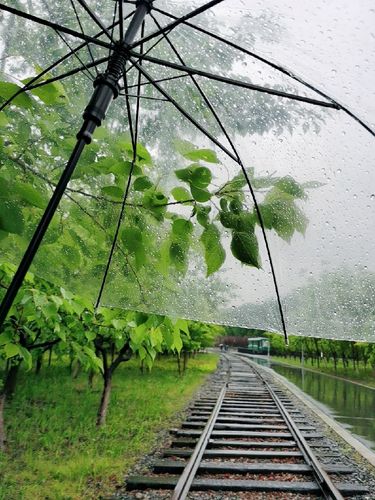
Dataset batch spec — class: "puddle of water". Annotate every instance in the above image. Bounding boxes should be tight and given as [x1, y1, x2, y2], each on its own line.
[244, 355, 375, 452]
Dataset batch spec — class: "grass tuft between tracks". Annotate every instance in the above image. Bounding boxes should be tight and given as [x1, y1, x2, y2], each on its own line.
[0, 353, 218, 499]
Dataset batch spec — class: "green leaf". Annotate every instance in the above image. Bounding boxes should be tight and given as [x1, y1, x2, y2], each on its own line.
[101, 185, 124, 200]
[119, 141, 152, 165]
[14, 183, 47, 209]
[171, 187, 192, 202]
[134, 143, 152, 165]
[0, 81, 33, 108]
[133, 176, 153, 191]
[219, 198, 228, 211]
[0, 331, 12, 345]
[252, 176, 279, 189]
[190, 185, 211, 202]
[173, 327, 183, 353]
[61, 245, 81, 267]
[41, 301, 58, 320]
[19, 346, 32, 370]
[236, 212, 256, 233]
[130, 323, 147, 346]
[111, 319, 127, 330]
[218, 173, 247, 195]
[4, 343, 20, 358]
[169, 241, 188, 271]
[196, 206, 211, 228]
[85, 330, 96, 341]
[230, 231, 261, 268]
[0, 113, 9, 127]
[173, 138, 197, 156]
[302, 180, 325, 189]
[175, 167, 192, 183]
[172, 218, 193, 236]
[27, 80, 68, 105]
[200, 224, 226, 276]
[257, 204, 273, 229]
[229, 199, 243, 214]
[183, 148, 219, 164]
[219, 211, 238, 229]
[175, 165, 212, 188]
[175, 318, 189, 335]
[149, 327, 163, 348]
[261, 195, 308, 241]
[142, 191, 167, 221]
[275, 176, 305, 199]
[191, 166, 212, 188]
[121, 227, 146, 268]
[0, 201, 24, 234]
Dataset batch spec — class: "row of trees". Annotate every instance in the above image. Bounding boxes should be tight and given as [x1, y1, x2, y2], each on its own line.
[0, 262, 223, 450]
[218, 327, 375, 372]
[268, 333, 375, 371]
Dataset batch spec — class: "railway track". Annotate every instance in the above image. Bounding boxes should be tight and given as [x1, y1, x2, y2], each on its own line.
[125, 353, 369, 499]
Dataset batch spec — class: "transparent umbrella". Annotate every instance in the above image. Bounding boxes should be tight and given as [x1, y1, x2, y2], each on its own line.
[0, 0, 374, 342]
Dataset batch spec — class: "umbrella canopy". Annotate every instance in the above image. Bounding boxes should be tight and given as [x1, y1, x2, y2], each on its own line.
[0, 0, 374, 342]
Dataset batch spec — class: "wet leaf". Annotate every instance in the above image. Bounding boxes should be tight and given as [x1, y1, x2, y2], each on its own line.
[0, 201, 24, 234]
[230, 231, 261, 268]
[200, 224, 225, 276]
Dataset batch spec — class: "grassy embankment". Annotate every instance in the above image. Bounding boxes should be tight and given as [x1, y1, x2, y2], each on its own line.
[272, 356, 375, 388]
[0, 353, 218, 499]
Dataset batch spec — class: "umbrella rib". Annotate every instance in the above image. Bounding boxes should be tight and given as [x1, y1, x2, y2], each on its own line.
[53, 29, 95, 82]
[129, 51, 338, 109]
[119, 93, 169, 101]
[154, 7, 375, 137]
[0, 3, 111, 50]
[133, 27, 288, 340]
[149, 12, 239, 161]
[118, 0, 124, 41]
[130, 0, 225, 50]
[131, 66, 288, 340]
[0, 14, 135, 112]
[76, 0, 114, 42]
[69, 0, 98, 75]
[95, 24, 145, 310]
[130, 57, 238, 162]
[24, 57, 110, 92]
[125, 73, 189, 90]
[146, 15, 288, 339]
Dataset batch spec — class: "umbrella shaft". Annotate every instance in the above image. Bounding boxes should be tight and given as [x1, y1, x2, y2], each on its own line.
[124, 1, 152, 46]
[77, 0, 152, 144]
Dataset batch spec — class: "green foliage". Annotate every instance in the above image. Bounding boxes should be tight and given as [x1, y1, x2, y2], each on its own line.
[200, 224, 226, 276]
[0, 354, 218, 499]
[0, 68, 315, 286]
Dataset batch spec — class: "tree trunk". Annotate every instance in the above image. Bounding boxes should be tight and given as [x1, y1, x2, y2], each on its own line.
[0, 362, 21, 450]
[35, 351, 43, 374]
[177, 355, 181, 375]
[72, 360, 81, 379]
[0, 393, 5, 451]
[48, 347, 53, 367]
[183, 351, 188, 373]
[88, 370, 95, 389]
[96, 373, 112, 426]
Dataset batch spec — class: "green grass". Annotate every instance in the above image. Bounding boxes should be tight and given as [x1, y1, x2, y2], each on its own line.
[272, 356, 375, 388]
[0, 353, 218, 499]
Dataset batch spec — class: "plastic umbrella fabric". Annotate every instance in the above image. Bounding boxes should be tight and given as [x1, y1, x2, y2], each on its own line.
[0, 0, 374, 342]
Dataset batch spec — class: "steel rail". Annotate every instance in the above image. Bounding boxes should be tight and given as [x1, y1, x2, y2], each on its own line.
[246, 359, 344, 500]
[171, 355, 231, 500]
